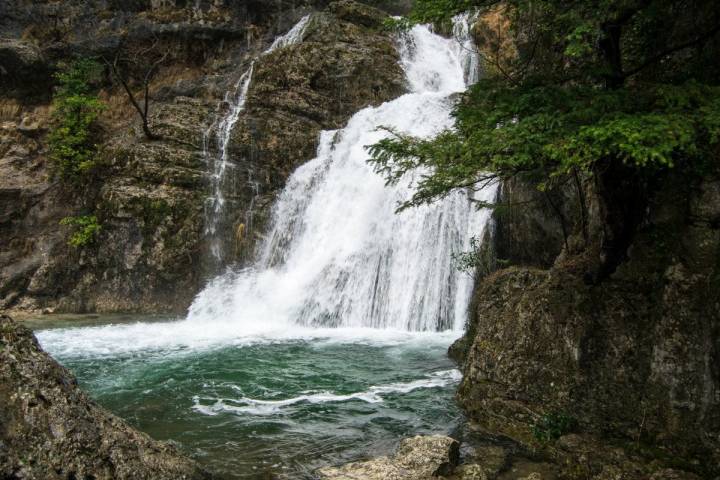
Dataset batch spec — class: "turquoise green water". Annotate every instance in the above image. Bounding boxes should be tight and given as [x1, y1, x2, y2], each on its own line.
[34, 317, 464, 479]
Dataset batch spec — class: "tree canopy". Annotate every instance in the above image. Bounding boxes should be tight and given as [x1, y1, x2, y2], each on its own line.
[369, 0, 720, 211]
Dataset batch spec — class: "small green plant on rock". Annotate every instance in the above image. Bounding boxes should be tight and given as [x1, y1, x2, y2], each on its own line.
[382, 16, 413, 32]
[532, 412, 578, 442]
[48, 59, 105, 182]
[452, 236, 485, 273]
[59, 215, 102, 247]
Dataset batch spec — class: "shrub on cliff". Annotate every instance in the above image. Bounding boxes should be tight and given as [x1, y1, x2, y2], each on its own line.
[48, 59, 105, 182]
[59, 215, 102, 247]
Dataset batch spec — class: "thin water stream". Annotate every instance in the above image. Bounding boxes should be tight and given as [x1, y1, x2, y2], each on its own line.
[204, 15, 311, 265]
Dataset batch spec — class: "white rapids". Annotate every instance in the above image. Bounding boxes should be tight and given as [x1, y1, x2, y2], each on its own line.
[192, 369, 462, 416]
[37, 15, 496, 357]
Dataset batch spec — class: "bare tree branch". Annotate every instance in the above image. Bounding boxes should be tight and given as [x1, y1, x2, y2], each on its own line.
[104, 39, 169, 140]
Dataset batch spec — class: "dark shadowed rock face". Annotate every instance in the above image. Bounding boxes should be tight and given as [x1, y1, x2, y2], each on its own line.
[0, 314, 211, 480]
[455, 172, 720, 478]
[454, 18, 720, 471]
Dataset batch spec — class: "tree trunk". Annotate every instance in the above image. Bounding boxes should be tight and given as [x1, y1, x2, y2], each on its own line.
[599, 22, 625, 89]
[591, 158, 648, 281]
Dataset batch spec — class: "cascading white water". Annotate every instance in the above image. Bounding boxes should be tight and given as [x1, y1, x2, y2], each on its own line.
[204, 15, 312, 263]
[188, 17, 497, 332]
[452, 12, 482, 85]
[204, 66, 253, 263]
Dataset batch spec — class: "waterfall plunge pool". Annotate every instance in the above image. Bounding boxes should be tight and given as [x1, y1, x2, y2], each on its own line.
[24, 15, 495, 480]
[32, 315, 464, 479]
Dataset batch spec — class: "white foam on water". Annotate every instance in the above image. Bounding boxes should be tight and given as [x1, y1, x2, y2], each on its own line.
[191, 369, 463, 416]
[36, 322, 461, 359]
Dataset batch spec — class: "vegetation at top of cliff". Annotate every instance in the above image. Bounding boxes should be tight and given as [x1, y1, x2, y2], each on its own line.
[48, 59, 105, 182]
[369, 0, 720, 211]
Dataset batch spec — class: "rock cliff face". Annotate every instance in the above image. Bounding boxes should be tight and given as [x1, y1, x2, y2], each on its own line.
[0, 314, 211, 479]
[0, 0, 406, 314]
[455, 170, 720, 478]
[445, 9, 720, 477]
[210, 0, 404, 264]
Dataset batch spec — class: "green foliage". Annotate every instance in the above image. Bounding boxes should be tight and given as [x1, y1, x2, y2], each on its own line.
[48, 59, 105, 182]
[368, 0, 720, 211]
[382, 16, 413, 32]
[59, 215, 102, 247]
[371, 81, 720, 210]
[452, 236, 485, 273]
[532, 412, 578, 442]
[408, 0, 474, 26]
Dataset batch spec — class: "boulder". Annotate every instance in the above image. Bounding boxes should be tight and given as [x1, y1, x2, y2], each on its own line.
[328, 0, 386, 28]
[457, 174, 720, 477]
[0, 314, 211, 479]
[394, 436, 461, 477]
[0, 39, 49, 93]
[318, 435, 460, 479]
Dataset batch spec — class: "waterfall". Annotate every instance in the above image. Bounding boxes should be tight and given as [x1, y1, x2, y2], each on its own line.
[203, 15, 312, 265]
[452, 12, 482, 85]
[188, 16, 497, 332]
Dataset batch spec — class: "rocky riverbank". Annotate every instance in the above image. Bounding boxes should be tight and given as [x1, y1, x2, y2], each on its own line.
[0, 314, 211, 479]
[318, 429, 707, 480]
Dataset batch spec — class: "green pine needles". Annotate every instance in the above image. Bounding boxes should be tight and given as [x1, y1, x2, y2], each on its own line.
[48, 59, 105, 182]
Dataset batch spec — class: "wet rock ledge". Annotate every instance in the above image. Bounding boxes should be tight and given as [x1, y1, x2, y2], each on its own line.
[0, 314, 210, 480]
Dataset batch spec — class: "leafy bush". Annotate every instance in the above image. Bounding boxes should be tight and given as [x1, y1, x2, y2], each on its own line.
[48, 59, 105, 182]
[59, 215, 102, 247]
[532, 412, 578, 442]
[452, 236, 485, 273]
